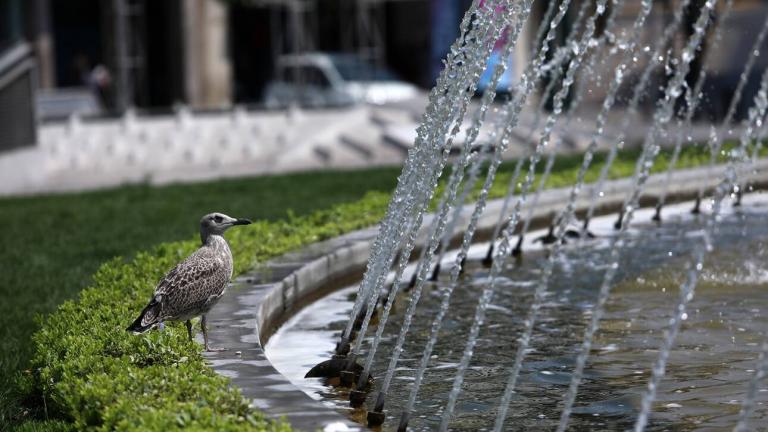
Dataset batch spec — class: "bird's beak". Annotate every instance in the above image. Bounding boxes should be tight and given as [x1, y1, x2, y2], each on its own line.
[232, 218, 252, 226]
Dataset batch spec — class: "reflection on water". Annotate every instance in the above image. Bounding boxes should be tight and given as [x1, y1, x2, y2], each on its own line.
[266, 196, 768, 431]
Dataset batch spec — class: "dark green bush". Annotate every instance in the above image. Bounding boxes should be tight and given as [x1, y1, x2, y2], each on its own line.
[25, 191, 391, 431]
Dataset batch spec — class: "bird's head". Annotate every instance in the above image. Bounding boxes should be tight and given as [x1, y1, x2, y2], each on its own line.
[200, 212, 252, 243]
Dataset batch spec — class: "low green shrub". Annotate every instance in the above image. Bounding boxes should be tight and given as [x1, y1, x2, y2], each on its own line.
[476, 139, 766, 201]
[23, 192, 390, 431]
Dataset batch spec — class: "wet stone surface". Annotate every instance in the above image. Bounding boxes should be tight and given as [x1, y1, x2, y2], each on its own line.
[204, 227, 385, 431]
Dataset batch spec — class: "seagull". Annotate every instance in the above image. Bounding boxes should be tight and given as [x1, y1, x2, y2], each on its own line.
[127, 212, 252, 351]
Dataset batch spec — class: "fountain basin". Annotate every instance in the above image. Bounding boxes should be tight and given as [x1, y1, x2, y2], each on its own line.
[271, 194, 768, 430]
[206, 160, 768, 431]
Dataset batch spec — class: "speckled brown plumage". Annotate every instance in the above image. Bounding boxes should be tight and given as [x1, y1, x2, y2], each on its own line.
[127, 212, 251, 351]
[142, 236, 232, 323]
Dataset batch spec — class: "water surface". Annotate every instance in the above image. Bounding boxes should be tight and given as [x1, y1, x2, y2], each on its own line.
[266, 195, 768, 431]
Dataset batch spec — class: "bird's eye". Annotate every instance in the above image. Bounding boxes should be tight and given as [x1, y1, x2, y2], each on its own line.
[214, 215, 223, 223]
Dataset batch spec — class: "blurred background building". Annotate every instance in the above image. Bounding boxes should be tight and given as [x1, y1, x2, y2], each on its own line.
[2, 0, 768, 193]
[1, 0, 451, 116]
[3, 0, 767, 115]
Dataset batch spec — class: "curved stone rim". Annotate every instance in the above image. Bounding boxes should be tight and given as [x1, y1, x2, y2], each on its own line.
[205, 160, 768, 431]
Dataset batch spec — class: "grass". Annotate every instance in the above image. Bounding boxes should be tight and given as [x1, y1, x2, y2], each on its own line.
[0, 168, 400, 430]
[18, 190, 397, 431]
[0, 139, 761, 431]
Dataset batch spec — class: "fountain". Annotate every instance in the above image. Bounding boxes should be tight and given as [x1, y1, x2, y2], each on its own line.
[224, 0, 768, 430]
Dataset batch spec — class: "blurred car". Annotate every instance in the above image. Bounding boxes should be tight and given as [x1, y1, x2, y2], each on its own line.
[264, 52, 419, 108]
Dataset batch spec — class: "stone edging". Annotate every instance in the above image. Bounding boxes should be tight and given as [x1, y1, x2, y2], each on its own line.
[206, 160, 768, 431]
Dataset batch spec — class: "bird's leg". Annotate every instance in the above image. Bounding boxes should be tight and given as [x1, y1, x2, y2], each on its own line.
[201, 315, 226, 352]
[185, 320, 193, 341]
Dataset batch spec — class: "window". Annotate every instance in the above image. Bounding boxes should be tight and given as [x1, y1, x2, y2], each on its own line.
[280, 66, 331, 88]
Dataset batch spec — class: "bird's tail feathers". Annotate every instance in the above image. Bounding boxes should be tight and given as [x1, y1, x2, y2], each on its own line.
[126, 296, 163, 334]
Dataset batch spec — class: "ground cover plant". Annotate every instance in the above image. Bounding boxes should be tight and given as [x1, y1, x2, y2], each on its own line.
[1, 168, 400, 430]
[2, 141, 762, 431]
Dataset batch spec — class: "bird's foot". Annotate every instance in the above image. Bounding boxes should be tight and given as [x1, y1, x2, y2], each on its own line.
[205, 345, 227, 352]
[157, 321, 166, 331]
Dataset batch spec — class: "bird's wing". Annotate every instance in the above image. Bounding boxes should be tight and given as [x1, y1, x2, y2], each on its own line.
[155, 249, 219, 294]
[153, 248, 229, 319]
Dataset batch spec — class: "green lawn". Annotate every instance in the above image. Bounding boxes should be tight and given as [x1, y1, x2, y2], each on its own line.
[0, 139, 757, 430]
[0, 168, 401, 428]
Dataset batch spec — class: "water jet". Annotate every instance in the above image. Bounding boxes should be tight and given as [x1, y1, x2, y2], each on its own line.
[207, 1, 768, 430]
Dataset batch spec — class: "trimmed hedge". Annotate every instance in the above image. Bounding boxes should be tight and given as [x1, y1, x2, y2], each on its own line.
[21, 192, 391, 431]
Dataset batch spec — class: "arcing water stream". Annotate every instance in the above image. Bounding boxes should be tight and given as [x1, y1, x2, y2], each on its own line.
[292, 0, 768, 430]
